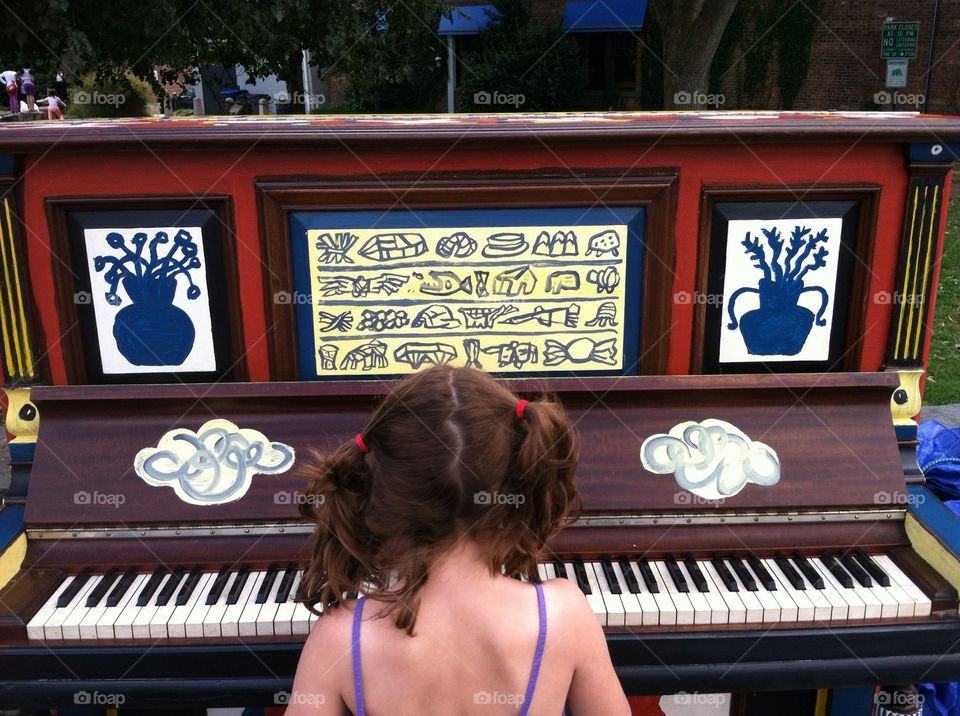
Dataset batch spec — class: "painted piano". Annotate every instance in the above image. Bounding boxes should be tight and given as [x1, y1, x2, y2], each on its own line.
[0, 111, 959, 710]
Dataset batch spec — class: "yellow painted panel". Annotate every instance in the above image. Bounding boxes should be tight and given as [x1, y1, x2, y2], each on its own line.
[0, 533, 26, 592]
[905, 513, 960, 599]
[307, 225, 628, 376]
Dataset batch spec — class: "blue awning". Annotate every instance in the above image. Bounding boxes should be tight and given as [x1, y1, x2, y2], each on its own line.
[561, 0, 647, 32]
[438, 4, 498, 36]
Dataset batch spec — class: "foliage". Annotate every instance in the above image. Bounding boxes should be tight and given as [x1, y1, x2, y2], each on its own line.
[927, 197, 960, 406]
[458, 0, 588, 112]
[66, 72, 153, 118]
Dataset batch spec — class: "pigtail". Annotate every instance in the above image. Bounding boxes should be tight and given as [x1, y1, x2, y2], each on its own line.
[298, 440, 377, 615]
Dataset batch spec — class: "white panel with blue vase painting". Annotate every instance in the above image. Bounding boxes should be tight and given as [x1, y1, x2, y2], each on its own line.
[719, 218, 843, 363]
[83, 226, 216, 373]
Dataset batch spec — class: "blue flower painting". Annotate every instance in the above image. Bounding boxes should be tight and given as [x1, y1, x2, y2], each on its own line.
[720, 219, 841, 363]
[86, 227, 217, 373]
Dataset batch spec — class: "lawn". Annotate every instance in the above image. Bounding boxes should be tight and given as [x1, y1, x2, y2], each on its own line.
[925, 195, 960, 405]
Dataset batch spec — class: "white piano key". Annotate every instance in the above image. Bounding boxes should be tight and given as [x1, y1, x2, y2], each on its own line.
[619, 562, 660, 626]
[701, 562, 746, 624]
[808, 559, 852, 621]
[881, 580, 916, 619]
[735, 560, 781, 623]
[537, 563, 548, 581]
[238, 571, 269, 637]
[789, 562, 833, 621]
[26, 576, 78, 640]
[652, 561, 695, 625]
[133, 573, 178, 639]
[685, 561, 730, 625]
[542, 563, 556, 580]
[255, 570, 287, 636]
[640, 562, 678, 626]
[588, 562, 625, 627]
[609, 561, 644, 627]
[167, 573, 215, 639]
[222, 570, 263, 638]
[759, 559, 803, 622]
[674, 561, 717, 625]
[816, 558, 868, 620]
[61, 576, 104, 640]
[291, 582, 316, 637]
[721, 560, 766, 623]
[203, 572, 239, 638]
[80, 574, 133, 640]
[44, 576, 100, 640]
[184, 573, 225, 638]
[149, 573, 191, 639]
[273, 572, 301, 637]
[873, 555, 932, 617]
[564, 562, 606, 626]
[98, 574, 148, 640]
[838, 563, 886, 619]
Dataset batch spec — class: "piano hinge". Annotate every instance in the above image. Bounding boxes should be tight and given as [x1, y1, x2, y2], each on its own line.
[24, 508, 906, 540]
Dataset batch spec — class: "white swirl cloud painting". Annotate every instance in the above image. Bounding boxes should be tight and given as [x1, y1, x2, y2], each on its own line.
[640, 419, 780, 500]
[134, 419, 295, 505]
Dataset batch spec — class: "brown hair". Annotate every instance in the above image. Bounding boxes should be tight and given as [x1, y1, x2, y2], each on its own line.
[298, 365, 580, 633]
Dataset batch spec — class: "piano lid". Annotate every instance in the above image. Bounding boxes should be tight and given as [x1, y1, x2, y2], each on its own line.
[23, 372, 904, 529]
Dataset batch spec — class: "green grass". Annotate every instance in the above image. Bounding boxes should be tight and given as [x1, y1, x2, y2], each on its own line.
[925, 195, 960, 405]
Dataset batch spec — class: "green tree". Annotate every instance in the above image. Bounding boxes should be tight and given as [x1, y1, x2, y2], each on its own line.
[458, 0, 588, 112]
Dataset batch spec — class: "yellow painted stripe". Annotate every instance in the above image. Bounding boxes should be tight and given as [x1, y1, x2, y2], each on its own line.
[0, 533, 26, 593]
[903, 185, 929, 361]
[0, 204, 24, 375]
[894, 185, 920, 360]
[0, 202, 17, 376]
[814, 688, 829, 716]
[905, 513, 960, 596]
[913, 184, 940, 359]
[5, 199, 33, 377]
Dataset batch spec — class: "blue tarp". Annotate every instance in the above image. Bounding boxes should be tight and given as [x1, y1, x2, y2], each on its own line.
[438, 4, 497, 36]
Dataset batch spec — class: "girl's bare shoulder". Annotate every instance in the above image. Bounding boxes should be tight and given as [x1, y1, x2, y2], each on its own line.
[539, 578, 599, 631]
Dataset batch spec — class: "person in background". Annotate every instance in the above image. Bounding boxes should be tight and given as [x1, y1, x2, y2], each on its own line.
[0, 69, 19, 115]
[45, 89, 64, 120]
[20, 67, 35, 111]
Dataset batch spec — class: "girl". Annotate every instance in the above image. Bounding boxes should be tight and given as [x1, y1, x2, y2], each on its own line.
[290, 365, 629, 715]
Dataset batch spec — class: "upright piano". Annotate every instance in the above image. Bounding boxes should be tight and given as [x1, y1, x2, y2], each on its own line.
[0, 112, 959, 709]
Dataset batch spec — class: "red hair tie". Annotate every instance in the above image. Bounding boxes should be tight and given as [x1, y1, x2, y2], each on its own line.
[515, 399, 529, 420]
[354, 434, 369, 453]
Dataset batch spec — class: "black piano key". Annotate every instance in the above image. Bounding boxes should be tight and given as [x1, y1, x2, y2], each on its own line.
[175, 567, 203, 606]
[276, 566, 298, 603]
[105, 569, 138, 607]
[821, 554, 853, 589]
[552, 559, 568, 579]
[57, 570, 92, 608]
[85, 569, 119, 607]
[155, 568, 185, 606]
[683, 555, 709, 593]
[600, 559, 621, 595]
[618, 558, 641, 593]
[256, 565, 280, 604]
[711, 557, 739, 592]
[226, 566, 251, 605]
[746, 555, 777, 591]
[774, 554, 805, 590]
[664, 556, 689, 593]
[792, 552, 824, 589]
[572, 559, 592, 595]
[727, 555, 757, 591]
[855, 550, 891, 587]
[205, 565, 233, 605]
[839, 553, 872, 588]
[635, 558, 659, 594]
[136, 568, 168, 606]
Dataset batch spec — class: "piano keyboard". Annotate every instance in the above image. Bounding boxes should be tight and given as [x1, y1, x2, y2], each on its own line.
[27, 553, 931, 640]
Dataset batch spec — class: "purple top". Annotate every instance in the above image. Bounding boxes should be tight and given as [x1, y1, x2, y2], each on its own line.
[351, 581, 554, 716]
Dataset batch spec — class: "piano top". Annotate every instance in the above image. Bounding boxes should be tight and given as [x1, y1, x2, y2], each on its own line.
[2, 111, 960, 151]
[24, 372, 904, 533]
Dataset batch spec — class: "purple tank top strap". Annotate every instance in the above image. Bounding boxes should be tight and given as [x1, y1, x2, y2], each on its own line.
[352, 596, 367, 716]
[518, 581, 548, 716]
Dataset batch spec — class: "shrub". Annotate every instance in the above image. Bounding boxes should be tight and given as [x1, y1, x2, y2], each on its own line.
[66, 71, 154, 118]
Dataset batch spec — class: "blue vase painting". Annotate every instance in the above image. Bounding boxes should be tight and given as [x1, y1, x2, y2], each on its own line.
[86, 227, 216, 373]
[720, 220, 841, 363]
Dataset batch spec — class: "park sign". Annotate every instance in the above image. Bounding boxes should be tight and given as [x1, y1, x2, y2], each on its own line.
[881, 21, 919, 59]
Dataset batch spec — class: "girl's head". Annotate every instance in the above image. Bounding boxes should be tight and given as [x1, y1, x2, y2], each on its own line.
[47, 89, 55, 97]
[299, 365, 580, 632]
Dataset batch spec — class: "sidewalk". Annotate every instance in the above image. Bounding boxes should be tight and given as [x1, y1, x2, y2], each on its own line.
[922, 404, 960, 427]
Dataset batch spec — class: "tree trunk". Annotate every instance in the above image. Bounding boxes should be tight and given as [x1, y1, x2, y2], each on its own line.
[649, 0, 740, 109]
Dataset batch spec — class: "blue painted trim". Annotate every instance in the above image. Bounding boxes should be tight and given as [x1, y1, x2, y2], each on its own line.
[562, 0, 647, 33]
[0, 506, 24, 553]
[0, 154, 15, 176]
[909, 142, 960, 162]
[895, 423, 918, 441]
[908, 484, 960, 556]
[289, 207, 645, 381]
[8, 442, 35, 463]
